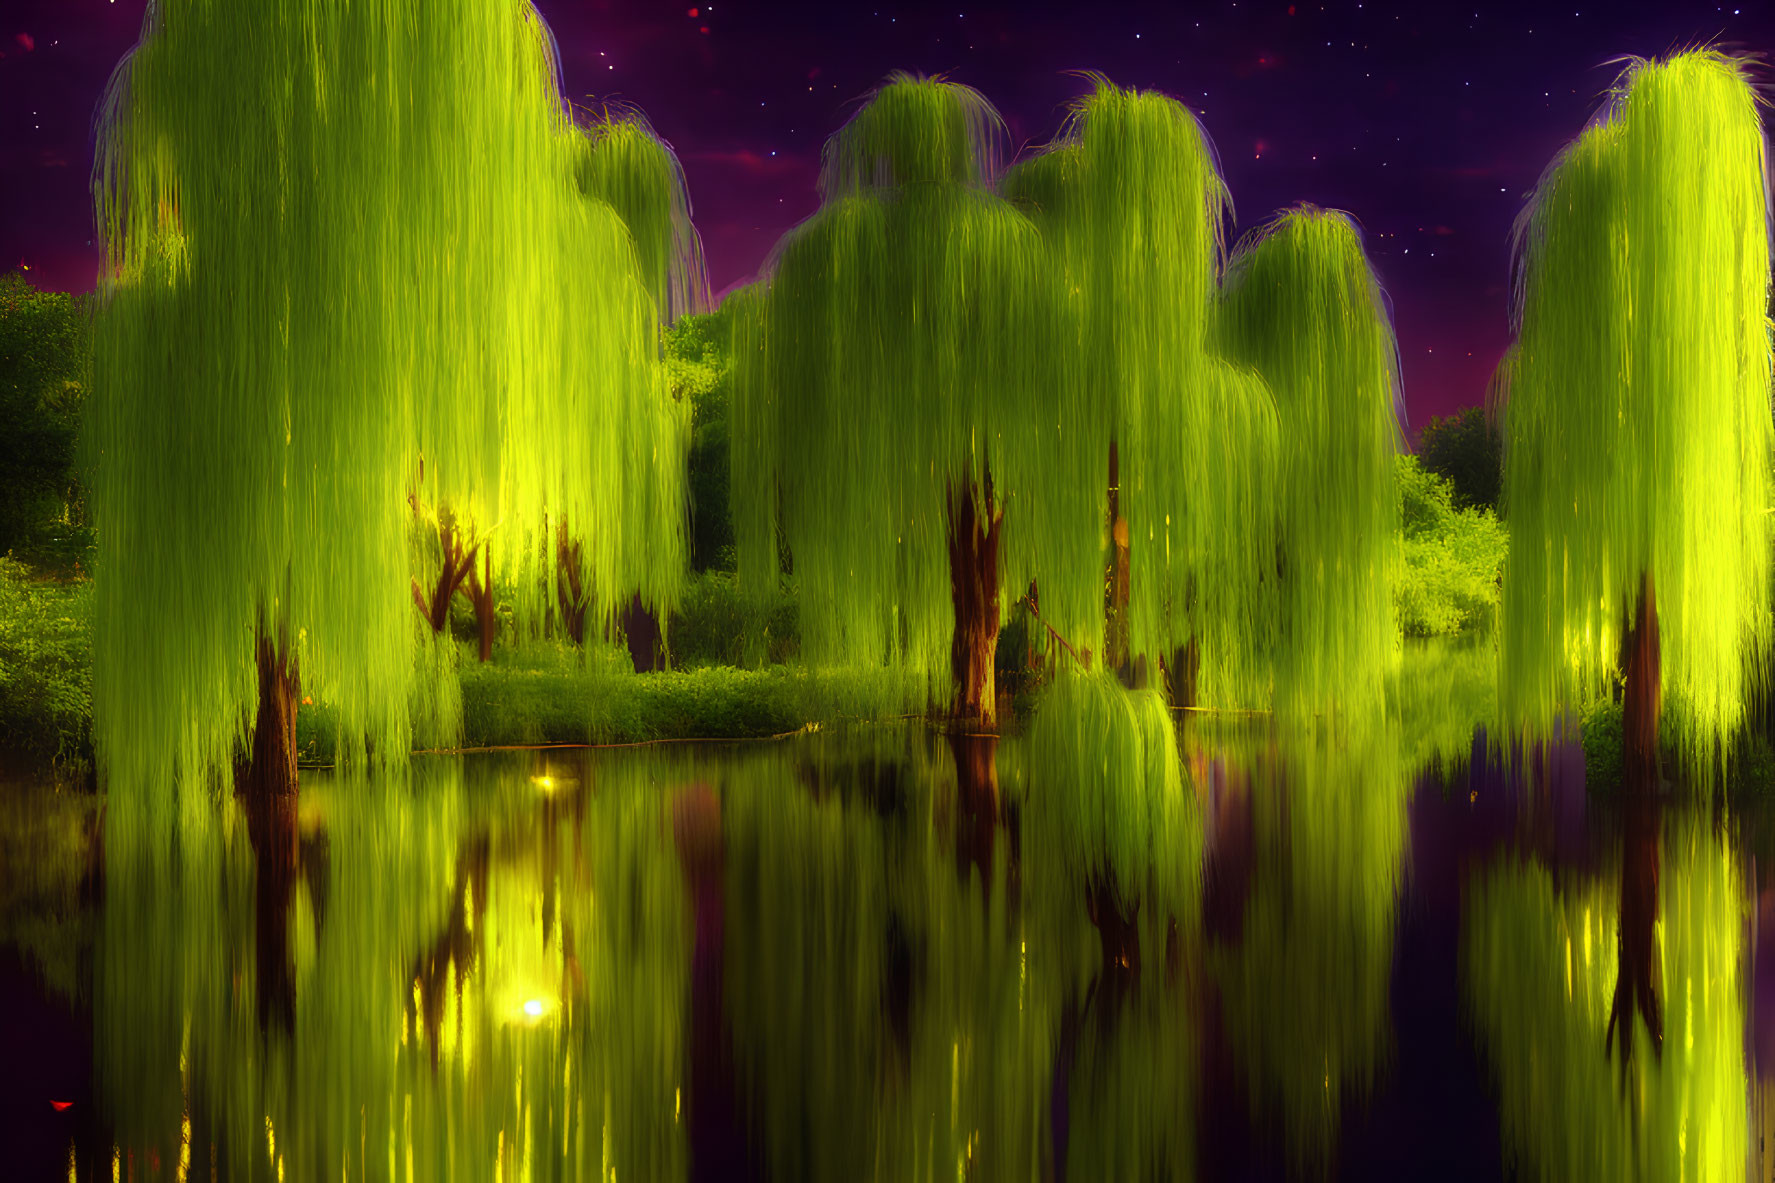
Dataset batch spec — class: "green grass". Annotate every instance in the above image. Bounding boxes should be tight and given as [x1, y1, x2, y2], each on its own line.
[291, 641, 927, 765]
[0, 552, 918, 774]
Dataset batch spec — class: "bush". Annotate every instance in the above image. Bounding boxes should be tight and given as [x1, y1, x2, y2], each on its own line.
[666, 571, 798, 668]
[667, 311, 735, 572]
[456, 647, 921, 748]
[0, 274, 91, 573]
[1580, 693, 1775, 796]
[1416, 405, 1501, 513]
[1396, 454, 1506, 638]
[0, 558, 92, 766]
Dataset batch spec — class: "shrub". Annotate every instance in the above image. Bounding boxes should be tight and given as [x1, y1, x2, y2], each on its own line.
[0, 558, 92, 766]
[666, 571, 798, 668]
[1396, 454, 1506, 638]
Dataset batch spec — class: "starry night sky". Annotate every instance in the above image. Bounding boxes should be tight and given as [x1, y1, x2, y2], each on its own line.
[1, 0, 1770, 429]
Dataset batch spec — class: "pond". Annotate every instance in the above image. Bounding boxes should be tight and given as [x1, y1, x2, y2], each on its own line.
[0, 717, 1766, 1181]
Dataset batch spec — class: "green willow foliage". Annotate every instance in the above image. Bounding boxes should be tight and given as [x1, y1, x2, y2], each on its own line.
[1396, 453, 1507, 638]
[1004, 80, 1279, 705]
[729, 75, 1077, 697]
[88, 1, 687, 797]
[1498, 50, 1774, 781]
[1220, 207, 1403, 722]
[483, 111, 693, 642]
[1025, 671, 1197, 926]
[1464, 816, 1746, 1182]
[575, 110, 709, 324]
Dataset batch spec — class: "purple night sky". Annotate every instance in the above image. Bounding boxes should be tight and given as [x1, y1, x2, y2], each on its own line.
[1, 0, 1769, 431]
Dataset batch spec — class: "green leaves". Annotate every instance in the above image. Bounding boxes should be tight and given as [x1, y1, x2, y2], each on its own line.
[88, 3, 692, 796]
[1396, 454, 1506, 638]
[1498, 51, 1774, 784]
[0, 558, 91, 764]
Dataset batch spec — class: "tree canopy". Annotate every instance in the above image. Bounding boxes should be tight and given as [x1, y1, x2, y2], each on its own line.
[1416, 405, 1501, 514]
[730, 75, 1070, 708]
[1004, 79, 1279, 705]
[87, 0, 685, 799]
[1497, 49, 1773, 780]
[1219, 207, 1403, 721]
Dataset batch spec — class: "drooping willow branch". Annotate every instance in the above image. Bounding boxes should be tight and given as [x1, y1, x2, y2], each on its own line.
[1496, 49, 1773, 788]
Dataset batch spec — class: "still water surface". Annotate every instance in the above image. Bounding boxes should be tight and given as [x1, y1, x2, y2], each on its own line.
[0, 719, 1766, 1181]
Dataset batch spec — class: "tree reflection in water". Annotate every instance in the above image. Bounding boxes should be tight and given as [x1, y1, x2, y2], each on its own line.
[1205, 717, 1409, 1173]
[92, 751, 693, 1181]
[1464, 806, 1745, 1182]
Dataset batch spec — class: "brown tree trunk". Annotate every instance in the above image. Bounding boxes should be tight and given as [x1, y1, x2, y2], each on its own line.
[242, 627, 299, 801]
[557, 526, 589, 647]
[1105, 442, 1131, 677]
[1623, 571, 1661, 795]
[947, 474, 1004, 728]
[1168, 636, 1201, 711]
[465, 548, 496, 662]
[620, 593, 664, 673]
[411, 507, 480, 635]
[411, 836, 489, 1064]
[1086, 874, 1141, 984]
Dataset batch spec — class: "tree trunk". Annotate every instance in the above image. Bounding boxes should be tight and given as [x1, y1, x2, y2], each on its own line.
[557, 526, 589, 647]
[242, 627, 299, 801]
[620, 593, 664, 673]
[1086, 874, 1142, 984]
[1168, 636, 1201, 711]
[1607, 571, 1664, 1075]
[1105, 441, 1131, 677]
[1623, 571, 1661, 795]
[411, 507, 480, 635]
[411, 836, 488, 1065]
[947, 475, 1004, 727]
[465, 548, 496, 662]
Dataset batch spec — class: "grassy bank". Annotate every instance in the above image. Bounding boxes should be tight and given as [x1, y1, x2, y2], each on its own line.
[296, 653, 927, 765]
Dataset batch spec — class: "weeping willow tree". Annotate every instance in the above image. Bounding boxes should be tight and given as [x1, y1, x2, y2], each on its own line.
[1219, 207, 1402, 722]
[534, 109, 705, 652]
[418, 107, 699, 659]
[1497, 50, 1773, 790]
[88, 1, 688, 800]
[730, 75, 1077, 725]
[1002, 78, 1279, 704]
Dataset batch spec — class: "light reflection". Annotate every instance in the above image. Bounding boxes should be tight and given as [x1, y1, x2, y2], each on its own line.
[31, 719, 1753, 1180]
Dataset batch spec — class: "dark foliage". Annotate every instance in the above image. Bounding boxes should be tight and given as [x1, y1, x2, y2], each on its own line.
[1416, 405, 1501, 514]
[0, 273, 91, 571]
